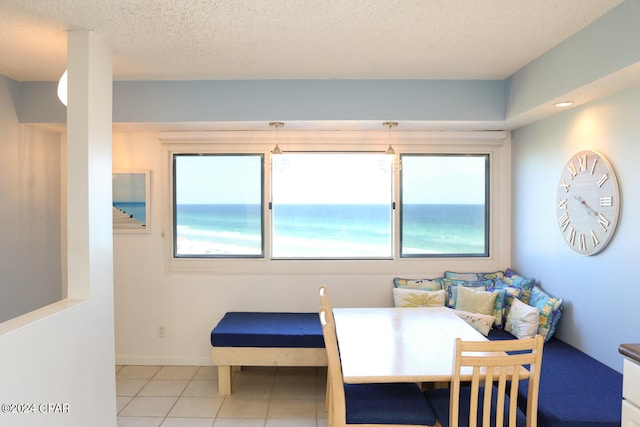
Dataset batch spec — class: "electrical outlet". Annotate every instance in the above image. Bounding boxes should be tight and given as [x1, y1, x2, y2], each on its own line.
[158, 326, 166, 338]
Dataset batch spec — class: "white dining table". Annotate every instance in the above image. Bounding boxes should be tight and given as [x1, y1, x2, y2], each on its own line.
[332, 306, 490, 384]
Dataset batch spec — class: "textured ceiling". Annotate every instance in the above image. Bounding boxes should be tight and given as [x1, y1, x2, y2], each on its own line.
[0, 0, 623, 82]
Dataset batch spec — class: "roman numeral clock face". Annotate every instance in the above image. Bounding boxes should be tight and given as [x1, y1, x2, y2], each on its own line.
[556, 150, 620, 255]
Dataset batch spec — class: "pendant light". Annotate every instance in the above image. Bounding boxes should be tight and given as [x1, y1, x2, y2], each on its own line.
[383, 121, 398, 154]
[270, 122, 284, 154]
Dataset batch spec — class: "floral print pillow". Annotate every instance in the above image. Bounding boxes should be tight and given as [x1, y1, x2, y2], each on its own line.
[393, 288, 446, 308]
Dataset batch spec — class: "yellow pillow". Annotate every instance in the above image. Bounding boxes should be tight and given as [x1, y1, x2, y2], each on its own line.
[455, 285, 497, 316]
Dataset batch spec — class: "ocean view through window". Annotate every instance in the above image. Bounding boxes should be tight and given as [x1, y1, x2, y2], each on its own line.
[172, 150, 491, 259]
[173, 154, 264, 257]
[271, 153, 392, 258]
[400, 154, 489, 257]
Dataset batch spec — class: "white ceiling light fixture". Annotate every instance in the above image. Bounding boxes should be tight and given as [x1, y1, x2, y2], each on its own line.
[554, 101, 574, 108]
[57, 69, 68, 106]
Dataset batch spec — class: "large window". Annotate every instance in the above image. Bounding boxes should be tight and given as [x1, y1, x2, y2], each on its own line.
[400, 154, 489, 257]
[271, 153, 392, 259]
[172, 151, 490, 259]
[173, 154, 264, 257]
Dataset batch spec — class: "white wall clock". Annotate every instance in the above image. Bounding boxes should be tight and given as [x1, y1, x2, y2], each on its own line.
[556, 150, 620, 255]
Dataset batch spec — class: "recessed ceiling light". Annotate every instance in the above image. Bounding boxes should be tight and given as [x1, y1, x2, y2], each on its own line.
[555, 101, 574, 108]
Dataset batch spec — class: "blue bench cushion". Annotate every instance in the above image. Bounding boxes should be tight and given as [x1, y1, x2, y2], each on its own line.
[488, 329, 622, 427]
[346, 382, 436, 425]
[210, 312, 325, 348]
[425, 385, 527, 427]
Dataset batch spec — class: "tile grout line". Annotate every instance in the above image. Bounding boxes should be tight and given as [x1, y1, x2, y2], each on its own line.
[157, 365, 202, 423]
[117, 365, 327, 426]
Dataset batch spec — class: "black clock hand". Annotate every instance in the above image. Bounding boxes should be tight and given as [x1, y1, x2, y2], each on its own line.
[575, 196, 598, 216]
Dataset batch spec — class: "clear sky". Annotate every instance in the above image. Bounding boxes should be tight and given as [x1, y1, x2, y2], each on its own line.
[174, 153, 486, 205]
[175, 155, 262, 204]
[402, 155, 486, 204]
[272, 153, 391, 204]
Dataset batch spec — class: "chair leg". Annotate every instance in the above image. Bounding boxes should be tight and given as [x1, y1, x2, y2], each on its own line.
[325, 369, 331, 411]
[326, 390, 335, 427]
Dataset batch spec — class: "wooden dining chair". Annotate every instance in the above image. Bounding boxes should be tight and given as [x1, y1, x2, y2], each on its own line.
[319, 284, 333, 411]
[424, 335, 544, 427]
[319, 307, 436, 427]
[320, 285, 333, 321]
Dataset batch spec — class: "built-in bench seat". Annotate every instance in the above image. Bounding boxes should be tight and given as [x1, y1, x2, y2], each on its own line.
[210, 310, 623, 426]
[210, 312, 327, 395]
[488, 328, 622, 427]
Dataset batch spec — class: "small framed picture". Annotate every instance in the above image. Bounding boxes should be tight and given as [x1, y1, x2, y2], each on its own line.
[112, 170, 150, 233]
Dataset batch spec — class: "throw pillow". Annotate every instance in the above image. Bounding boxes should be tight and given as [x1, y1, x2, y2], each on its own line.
[454, 310, 496, 336]
[489, 279, 522, 326]
[393, 277, 443, 291]
[444, 270, 505, 281]
[505, 298, 540, 339]
[489, 289, 506, 328]
[455, 285, 498, 316]
[393, 288, 446, 308]
[442, 278, 493, 308]
[528, 286, 564, 341]
[503, 269, 536, 304]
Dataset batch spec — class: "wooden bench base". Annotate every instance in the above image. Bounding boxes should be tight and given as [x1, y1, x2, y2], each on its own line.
[212, 346, 328, 395]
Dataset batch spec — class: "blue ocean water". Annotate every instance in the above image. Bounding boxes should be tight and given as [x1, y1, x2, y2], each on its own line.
[113, 202, 146, 225]
[401, 204, 486, 255]
[175, 204, 485, 257]
[272, 204, 393, 257]
[176, 204, 262, 255]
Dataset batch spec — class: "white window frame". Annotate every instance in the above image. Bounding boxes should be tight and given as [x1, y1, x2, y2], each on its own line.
[399, 153, 490, 258]
[160, 130, 511, 275]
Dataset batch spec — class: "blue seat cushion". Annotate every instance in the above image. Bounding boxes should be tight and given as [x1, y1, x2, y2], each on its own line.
[345, 382, 436, 425]
[488, 329, 622, 427]
[210, 312, 324, 348]
[425, 386, 527, 427]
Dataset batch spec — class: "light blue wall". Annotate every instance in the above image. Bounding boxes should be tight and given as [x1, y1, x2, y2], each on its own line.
[112, 80, 507, 123]
[0, 75, 62, 323]
[15, 79, 506, 125]
[511, 85, 640, 371]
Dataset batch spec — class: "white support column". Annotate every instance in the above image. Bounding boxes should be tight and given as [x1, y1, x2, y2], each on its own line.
[66, 30, 113, 300]
[65, 30, 117, 426]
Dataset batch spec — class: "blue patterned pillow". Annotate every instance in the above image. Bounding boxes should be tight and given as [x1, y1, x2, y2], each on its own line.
[489, 279, 522, 328]
[490, 289, 506, 328]
[444, 271, 505, 281]
[393, 277, 443, 291]
[528, 286, 564, 342]
[502, 269, 535, 304]
[443, 278, 493, 308]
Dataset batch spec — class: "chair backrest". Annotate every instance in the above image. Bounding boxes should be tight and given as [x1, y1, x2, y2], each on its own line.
[319, 285, 334, 323]
[319, 307, 349, 426]
[448, 335, 543, 427]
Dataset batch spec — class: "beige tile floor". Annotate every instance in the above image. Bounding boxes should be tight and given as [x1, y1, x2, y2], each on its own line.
[116, 365, 328, 427]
